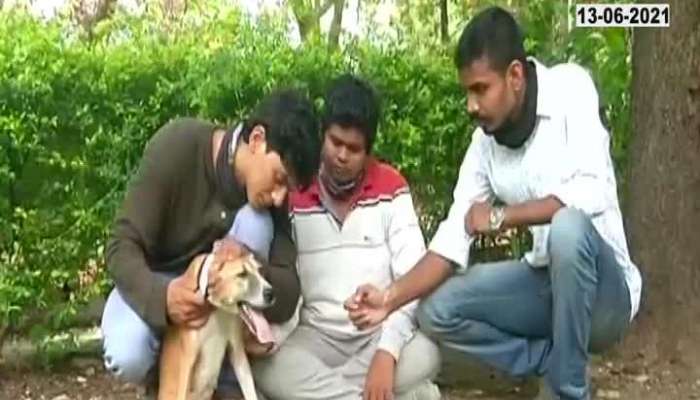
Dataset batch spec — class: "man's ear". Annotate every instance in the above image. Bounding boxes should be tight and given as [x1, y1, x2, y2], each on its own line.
[507, 60, 526, 93]
[248, 125, 268, 154]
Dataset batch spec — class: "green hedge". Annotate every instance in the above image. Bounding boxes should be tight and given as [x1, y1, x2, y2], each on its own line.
[0, 8, 630, 334]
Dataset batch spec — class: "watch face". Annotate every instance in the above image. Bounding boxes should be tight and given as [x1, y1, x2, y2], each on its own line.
[490, 207, 504, 230]
[489, 210, 498, 229]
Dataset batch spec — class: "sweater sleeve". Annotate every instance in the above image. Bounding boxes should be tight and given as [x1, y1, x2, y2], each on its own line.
[106, 118, 200, 330]
[260, 205, 301, 323]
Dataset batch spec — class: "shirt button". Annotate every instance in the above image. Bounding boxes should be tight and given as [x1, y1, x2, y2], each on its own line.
[220, 211, 227, 220]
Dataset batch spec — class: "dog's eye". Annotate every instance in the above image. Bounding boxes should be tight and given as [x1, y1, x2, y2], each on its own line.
[237, 270, 248, 278]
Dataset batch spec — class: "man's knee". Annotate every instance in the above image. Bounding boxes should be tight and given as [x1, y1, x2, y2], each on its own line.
[102, 319, 159, 383]
[101, 289, 159, 383]
[548, 208, 600, 282]
[416, 291, 455, 340]
[252, 346, 309, 399]
[548, 208, 594, 257]
[395, 333, 442, 400]
[395, 332, 441, 392]
[103, 340, 156, 383]
[417, 267, 503, 339]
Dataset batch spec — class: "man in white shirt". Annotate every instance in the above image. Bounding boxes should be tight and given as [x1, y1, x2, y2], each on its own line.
[344, 7, 642, 400]
[251, 75, 441, 400]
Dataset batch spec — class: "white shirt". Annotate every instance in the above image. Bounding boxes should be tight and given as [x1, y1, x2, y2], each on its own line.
[429, 59, 642, 320]
[290, 161, 425, 360]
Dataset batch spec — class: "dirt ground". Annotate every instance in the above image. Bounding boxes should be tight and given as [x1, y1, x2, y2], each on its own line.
[2, 351, 699, 400]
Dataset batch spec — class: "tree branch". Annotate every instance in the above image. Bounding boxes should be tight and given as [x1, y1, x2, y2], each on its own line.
[314, 0, 334, 19]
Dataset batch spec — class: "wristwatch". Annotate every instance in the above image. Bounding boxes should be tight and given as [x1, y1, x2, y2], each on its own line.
[489, 206, 506, 232]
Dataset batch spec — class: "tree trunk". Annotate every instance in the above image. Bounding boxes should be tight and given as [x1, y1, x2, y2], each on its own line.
[290, 0, 334, 42]
[397, 0, 413, 37]
[327, 0, 345, 50]
[71, 0, 118, 36]
[162, 0, 188, 22]
[439, 0, 448, 43]
[3, 134, 19, 251]
[295, 16, 313, 41]
[625, 0, 700, 367]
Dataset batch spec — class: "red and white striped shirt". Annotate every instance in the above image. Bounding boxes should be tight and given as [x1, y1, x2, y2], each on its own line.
[290, 160, 425, 360]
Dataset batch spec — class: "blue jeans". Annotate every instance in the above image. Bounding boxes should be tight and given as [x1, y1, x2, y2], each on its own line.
[417, 208, 631, 400]
[101, 203, 273, 390]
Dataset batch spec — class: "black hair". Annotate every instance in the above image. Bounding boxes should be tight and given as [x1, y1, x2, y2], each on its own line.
[455, 6, 527, 73]
[321, 74, 380, 152]
[241, 88, 321, 188]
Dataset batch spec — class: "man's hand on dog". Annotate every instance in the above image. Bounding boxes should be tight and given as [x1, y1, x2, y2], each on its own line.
[166, 275, 213, 329]
[345, 284, 391, 330]
[364, 350, 395, 400]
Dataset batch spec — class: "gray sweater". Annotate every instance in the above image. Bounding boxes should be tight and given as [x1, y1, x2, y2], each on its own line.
[106, 118, 299, 330]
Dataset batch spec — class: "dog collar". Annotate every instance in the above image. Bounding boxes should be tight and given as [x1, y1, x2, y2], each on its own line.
[197, 254, 214, 298]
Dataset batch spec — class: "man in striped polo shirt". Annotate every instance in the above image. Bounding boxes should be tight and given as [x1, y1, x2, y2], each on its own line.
[251, 75, 441, 400]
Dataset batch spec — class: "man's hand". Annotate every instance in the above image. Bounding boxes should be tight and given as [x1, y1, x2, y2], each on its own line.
[364, 350, 396, 400]
[344, 284, 391, 330]
[243, 328, 274, 357]
[464, 201, 493, 235]
[166, 275, 212, 329]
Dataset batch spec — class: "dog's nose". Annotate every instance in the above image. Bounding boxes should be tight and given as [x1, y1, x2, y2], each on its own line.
[264, 288, 275, 304]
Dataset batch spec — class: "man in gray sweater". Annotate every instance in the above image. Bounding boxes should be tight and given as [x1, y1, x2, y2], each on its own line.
[100, 89, 321, 397]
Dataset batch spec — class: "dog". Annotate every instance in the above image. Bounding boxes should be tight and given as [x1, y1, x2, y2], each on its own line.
[158, 252, 275, 400]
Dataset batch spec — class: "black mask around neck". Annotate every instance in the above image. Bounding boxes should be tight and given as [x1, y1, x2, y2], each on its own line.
[318, 163, 364, 200]
[486, 62, 539, 149]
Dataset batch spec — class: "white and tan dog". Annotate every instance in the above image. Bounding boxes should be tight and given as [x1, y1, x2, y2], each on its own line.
[158, 253, 274, 400]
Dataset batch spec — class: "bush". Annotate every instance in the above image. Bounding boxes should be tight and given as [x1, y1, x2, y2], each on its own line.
[0, 7, 630, 336]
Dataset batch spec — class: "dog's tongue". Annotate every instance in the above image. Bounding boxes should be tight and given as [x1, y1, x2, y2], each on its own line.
[240, 304, 275, 344]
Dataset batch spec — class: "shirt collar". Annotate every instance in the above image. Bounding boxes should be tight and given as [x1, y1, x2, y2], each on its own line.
[529, 57, 555, 118]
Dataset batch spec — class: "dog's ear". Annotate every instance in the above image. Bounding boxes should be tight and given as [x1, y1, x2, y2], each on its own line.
[191, 253, 209, 267]
[212, 238, 248, 262]
[243, 253, 261, 270]
[183, 253, 209, 284]
[210, 253, 225, 272]
[211, 248, 238, 272]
